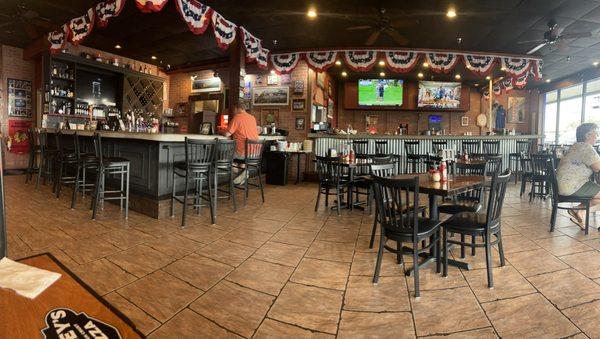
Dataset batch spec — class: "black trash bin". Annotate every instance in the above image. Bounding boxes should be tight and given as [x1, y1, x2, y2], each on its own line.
[265, 151, 289, 185]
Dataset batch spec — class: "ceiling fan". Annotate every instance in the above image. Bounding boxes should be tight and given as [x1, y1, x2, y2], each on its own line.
[519, 18, 592, 55]
[0, 3, 56, 39]
[346, 7, 418, 46]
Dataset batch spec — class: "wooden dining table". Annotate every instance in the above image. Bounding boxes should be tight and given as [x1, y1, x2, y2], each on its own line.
[0, 253, 143, 339]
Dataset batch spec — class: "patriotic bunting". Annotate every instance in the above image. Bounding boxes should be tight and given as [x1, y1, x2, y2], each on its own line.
[68, 8, 95, 46]
[135, 0, 168, 13]
[501, 58, 531, 77]
[513, 72, 529, 89]
[464, 54, 495, 75]
[240, 27, 261, 62]
[48, 24, 69, 54]
[271, 53, 301, 74]
[344, 50, 378, 71]
[425, 53, 459, 73]
[256, 47, 269, 69]
[501, 77, 514, 93]
[211, 12, 237, 50]
[305, 51, 338, 72]
[385, 51, 419, 73]
[175, 0, 212, 35]
[95, 0, 125, 28]
[529, 60, 543, 80]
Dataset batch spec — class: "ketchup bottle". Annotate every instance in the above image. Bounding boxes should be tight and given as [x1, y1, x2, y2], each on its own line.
[440, 161, 448, 182]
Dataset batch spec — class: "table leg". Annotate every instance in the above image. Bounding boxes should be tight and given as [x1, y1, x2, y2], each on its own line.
[295, 153, 301, 185]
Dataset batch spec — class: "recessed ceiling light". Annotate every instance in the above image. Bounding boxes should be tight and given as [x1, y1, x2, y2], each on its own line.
[446, 8, 457, 18]
[114, 44, 122, 49]
[485, 76, 491, 80]
[546, 79, 551, 83]
[341, 71, 347, 77]
[474, 83, 480, 87]
[335, 60, 341, 66]
[378, 60, 385, 66]
[307, 8, 317, 18]
[379, 72, 386, 77]
[594, 61, 599, 66]
[455, 74, 461, 79]
[417, 72, 424, 78]
[422, 62, 429, 68]
[151, 55, 157, 60]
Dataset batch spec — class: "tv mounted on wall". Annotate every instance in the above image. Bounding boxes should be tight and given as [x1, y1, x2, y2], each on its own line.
[418, 81, 461, 109]
[358, 79, 403, 106]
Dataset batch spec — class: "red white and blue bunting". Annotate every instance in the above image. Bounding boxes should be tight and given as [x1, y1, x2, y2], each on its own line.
[271, 53, 301, 74]
[175, 0, 212, 35]
[95, 0, 125, 28]
[344, 50, 378, 72]
[463, 54, 495, 75]
[211, 12, 237, 50]
[256, 47, 269, 69]
[385, 51, 419, 73]
[68, 8, 95, 46]
[305, 51, 338, 72]
[48, 24, 69, 54]
[529, 60, 543, 80]
[501, 58, 531, 77]
[425, 53, 459, 73]
[135, 0, 168, 13]
[513, 72, 529, 89]
[240, 27, 261, 62]
[501, 77, 514, 93]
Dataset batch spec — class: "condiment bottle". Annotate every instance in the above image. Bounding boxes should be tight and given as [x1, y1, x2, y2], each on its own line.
[440, 161, 447, 182]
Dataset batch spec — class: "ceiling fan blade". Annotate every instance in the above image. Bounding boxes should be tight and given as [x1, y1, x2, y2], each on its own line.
[527, 42, 547, 55]
[347, 25, 372, 31]
[561, 32, 592, 40]
[386, 28, 409, 45]
[389, 18, 419, 28]
[517, 39, 546, 44]
[365, 30, 381, 46]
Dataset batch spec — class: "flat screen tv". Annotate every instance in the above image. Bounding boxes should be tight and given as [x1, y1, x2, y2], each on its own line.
[418, 81, 461, 109]
[76, 69, 118, 106]
[358, 79, 403, 106]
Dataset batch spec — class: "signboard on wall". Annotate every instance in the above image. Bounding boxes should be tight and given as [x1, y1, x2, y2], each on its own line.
[7, 78, 32, 118]
[7, 120, 31, 154]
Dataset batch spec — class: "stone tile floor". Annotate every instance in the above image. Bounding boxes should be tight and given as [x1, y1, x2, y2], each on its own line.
[4, 174, 600, 338]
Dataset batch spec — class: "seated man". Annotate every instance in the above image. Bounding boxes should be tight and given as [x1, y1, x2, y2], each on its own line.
[221, 103, 259, 184]
[557, 123, 600, 229]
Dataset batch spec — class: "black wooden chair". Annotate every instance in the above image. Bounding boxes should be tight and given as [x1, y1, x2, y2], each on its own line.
[70, 132, 99, 209]
[482, 141, 500, 155]
[352, 139, 370, 158]
[405, 141, 424, 173]
[25, 128, 40, 184]
[36, 130, 57, 190]
[529, 153, 552, 202]
[548, 161, 594, 235]
[233, 139, 266, 206]
[441, 170, 510, 288]
[432, 140, 447, 154]
[371, 174, 441, 298]
[53, 131, 78, 199]
[509, 140, 531, 184]
[212, 139, 237, 217]
[375, 140, 388, 155]
[315, 156, 349, 216]
[462, 141, 480, 155]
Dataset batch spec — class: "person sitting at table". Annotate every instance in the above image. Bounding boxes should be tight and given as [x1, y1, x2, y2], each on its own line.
[557, 123, 600, 229]
[221, 103, 259, 185]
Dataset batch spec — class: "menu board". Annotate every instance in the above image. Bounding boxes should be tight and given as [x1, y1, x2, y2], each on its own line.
[7, 78, 32, 118]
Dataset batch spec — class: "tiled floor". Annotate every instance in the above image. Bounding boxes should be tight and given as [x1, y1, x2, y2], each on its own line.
[5, 174, 600, 338]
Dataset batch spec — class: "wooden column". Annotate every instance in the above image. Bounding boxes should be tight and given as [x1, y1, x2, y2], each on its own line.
[489, 78, 493, 133]
[227, 38, 243, 114]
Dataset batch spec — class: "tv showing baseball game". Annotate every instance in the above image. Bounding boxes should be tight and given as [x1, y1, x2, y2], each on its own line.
[418, 81, 461, 109]
[358, 79, 403, 106]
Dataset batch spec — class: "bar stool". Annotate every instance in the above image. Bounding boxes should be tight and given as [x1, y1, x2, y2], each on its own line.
[25, 128, 40, 184]
[482, 141, 500, 155]
[461, 141, 480, 155]
[432, 140, 447, 154]
[53, 131, 78, 198]
[352, 139, 369, 158]
[36, 130, 57, 190]
[509, 140, 531, 184]
[212, 139, 237, 217]
[71, 132, 99, 209]
[233, 139, 265, 206]
[375, 140, 388, 155]
[91, 133, 130, 220]
[404, 141, 424, 173]
[171, 138, 216, 226]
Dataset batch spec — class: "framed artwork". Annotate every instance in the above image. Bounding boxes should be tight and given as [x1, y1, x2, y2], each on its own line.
[7, 119, 31, 154]
[200, 122, 213, 135]
[292, 99, 305, 111]
[252, 86, 290, 106]
[260, 108, 280, 125]
[328, 80, 333, 97]
[295, 117, 305, 130]
[255, 75, 264, 85]
[461, 116, 469, 127]
[316, 72, 325, 89]
[280, 74, 291, 85]
[507, 96, 526, 123]
[267, 73, 278, 85]
[191, 77, 221, 93]
[293, 80, 304, 95]
[7, 78, 32, 117]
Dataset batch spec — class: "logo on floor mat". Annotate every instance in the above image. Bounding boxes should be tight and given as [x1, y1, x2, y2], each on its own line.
[41, 308, 122, 339]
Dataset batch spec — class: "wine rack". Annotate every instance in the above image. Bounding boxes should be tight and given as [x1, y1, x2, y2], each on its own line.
[123, 74, 164, 115]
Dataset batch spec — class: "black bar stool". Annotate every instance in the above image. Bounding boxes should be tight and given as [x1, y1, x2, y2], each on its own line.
[461, 140, 480, 155]
[171, 138, 216, 226]
[36, 130, 57, 190]
[53, 131, 78, 199]
[509, 140, 531, 184]
[233, 139, 265, 206]
[25, 128, 40, 184]
[90, 133, 130, 220]
[482, 141, 500, 155]
[404, 141, 424, 173]
[71, 132, 99, 209]
[432, 140, 447, 154]
[352, 139, 369, 158]
[212, 139, 237, 217]
[375, 140, 388, 155]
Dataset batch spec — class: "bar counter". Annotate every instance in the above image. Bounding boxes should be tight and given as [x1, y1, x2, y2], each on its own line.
[46, 129, 285, 218]
[309, 133, 541, 173]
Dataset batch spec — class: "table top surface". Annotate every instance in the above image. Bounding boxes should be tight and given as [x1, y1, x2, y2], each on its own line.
[385, 174, 484, 197]
[0, 253, 142, 339]
[455, 159, 488, 165]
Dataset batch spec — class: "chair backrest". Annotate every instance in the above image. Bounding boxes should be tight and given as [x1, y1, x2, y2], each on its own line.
[26, 128, 36, 153]
[482, 141, 500, 155]
[456, 162, 486, 176]
[548, 160, 560, 201]
[245, 139, 265, 165]
[405, 141, 420, 155]
[516, 140, 531, 154]
[352, 139, 369, 157]
[432, 140, 447, 154]
[372, 154, 394, 165]
[462, 141, 480, 154]
[372, 174, 420, 239]
[93, 133, 104, 163]
[484, 155, 503, 176]
[38, 130, 49, 154]
[375, 140, 388, 155]
[531, 153, 551, 176]
[485, 170, 511, 228]
[315, 156, 344, 185]
[425, 155, 442, 170]
[185, 137, 217, 170]
[72, 132, 86, 161]
[370, 163, 397, 177]
[215, 139, 236, 168]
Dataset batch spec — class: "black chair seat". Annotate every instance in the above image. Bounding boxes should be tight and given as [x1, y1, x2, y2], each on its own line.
[102, 157, 130, 166]
[442, 212, 499, 233]
[384, 217, 441, 239]
[438, 200, 482, 214]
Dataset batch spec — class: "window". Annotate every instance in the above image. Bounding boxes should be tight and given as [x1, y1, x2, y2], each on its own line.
[542, 83, 588, 144]
[557, 97, 582, 144]
[544, 102, 557, 143]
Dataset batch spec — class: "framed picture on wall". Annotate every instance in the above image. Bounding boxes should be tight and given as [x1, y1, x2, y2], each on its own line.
[255, 75, 264, 85]
[200, 122, 213, 135]
[292, 99, 305, 111]
[260, 108, 280, 126]
[316, 72, 325, 89]
[461, 116, 469, 127]
[328, 80, 333, 97]
[267, 73, 278, 85]
[7, 78, 32, 118]
[280, 74, 291, 85]
[295, 117, 305, 130]
[293, 80, 304, 95]
[191, 77, 221, 93]
[252, 86, 290, 106]
[507, 96, 526, 123]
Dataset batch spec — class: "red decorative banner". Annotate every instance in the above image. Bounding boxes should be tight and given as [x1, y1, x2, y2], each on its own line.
[175, 0, 212, 35]
[7, 120, 32, 154]
[68, 8, 95, 46]
[256, 47, 269, 69]
[135, 0, 168, 13]
[271, 53, 301, 74]
[95, 0, 126, 28]
[240, 27, 261, 62]
[305, 51, 338, 72]
[425, 53, 459, 73]
[48, 24, 69, 54]
[211, 11, 237, 50]
[463, 54, 495, 75]
[344, 50, 378, 71]
[529, 60, 543, 80]
[384, 51, 419, 73]
[501, 58, 531, 77]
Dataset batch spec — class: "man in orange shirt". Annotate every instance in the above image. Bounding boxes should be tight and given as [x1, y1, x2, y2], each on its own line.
[222, 103, 259, 184]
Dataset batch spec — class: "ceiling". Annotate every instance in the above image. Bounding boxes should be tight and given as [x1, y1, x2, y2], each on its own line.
[1, 0, 600, 84]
